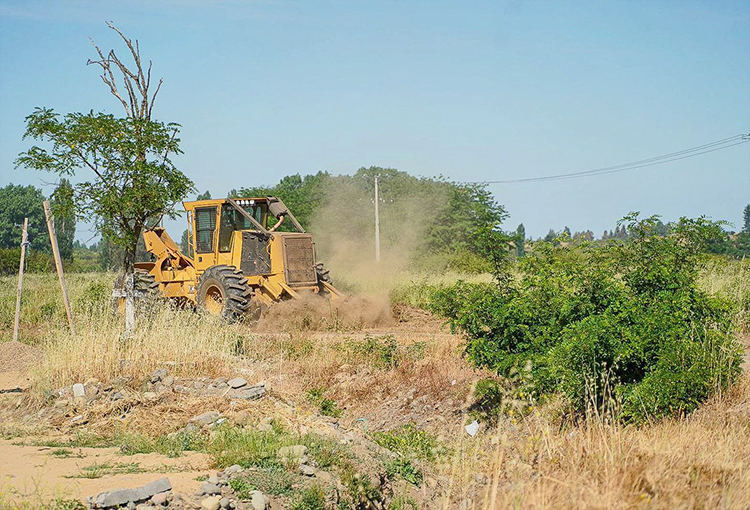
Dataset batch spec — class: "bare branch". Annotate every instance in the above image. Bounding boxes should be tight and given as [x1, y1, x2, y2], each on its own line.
[88, 22, 163, 120]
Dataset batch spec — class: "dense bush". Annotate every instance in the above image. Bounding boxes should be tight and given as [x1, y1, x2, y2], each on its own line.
[429, 215, 743, 423]
[0, 247, 54, 275]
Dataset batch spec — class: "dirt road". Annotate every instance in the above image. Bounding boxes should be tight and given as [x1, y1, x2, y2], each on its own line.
[0, 440, 209, 502]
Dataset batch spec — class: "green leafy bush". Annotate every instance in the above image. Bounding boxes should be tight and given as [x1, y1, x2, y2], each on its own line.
[429, 215, 743, 423]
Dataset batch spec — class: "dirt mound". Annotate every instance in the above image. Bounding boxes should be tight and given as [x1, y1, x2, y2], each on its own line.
[391, 302, 447, 332]
[0, 341, 42, 373]
[256, 294, 394, 331]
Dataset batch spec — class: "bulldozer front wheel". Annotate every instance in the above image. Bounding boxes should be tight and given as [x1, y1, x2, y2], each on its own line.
[112, 269, 160, 314]
[196, 265, 252, 321]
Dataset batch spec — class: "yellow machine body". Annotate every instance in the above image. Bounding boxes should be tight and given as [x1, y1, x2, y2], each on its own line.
[134, 196, 341, 317]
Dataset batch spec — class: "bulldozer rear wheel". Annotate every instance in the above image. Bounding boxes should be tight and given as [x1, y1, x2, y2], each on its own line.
[196, 265, 252, 321]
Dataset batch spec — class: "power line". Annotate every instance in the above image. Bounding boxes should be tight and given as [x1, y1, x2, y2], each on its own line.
[473, 134, 750, 184]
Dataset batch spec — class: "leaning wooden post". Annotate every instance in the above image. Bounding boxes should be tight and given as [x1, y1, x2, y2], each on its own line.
[12, 218, 29, 342]
[43, 200, 75, 334]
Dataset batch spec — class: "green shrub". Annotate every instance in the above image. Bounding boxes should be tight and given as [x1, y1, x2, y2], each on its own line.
[290, 485, 326, 510]
[0, 248, 54, 275]
[307, 388, 343, 418]
[372, 424, 440, 462]
[429, 215, 743, 423]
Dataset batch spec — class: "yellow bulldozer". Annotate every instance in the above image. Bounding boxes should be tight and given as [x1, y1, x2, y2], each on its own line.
[121, 196, 342, 320]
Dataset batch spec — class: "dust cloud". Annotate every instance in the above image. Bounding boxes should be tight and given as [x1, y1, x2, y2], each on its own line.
[307, 177, 448, 295]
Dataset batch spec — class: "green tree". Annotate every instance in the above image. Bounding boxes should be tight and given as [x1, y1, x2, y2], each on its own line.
[50, 178, 76, 261]
[0, 184, 49, 252]
[515, 224, 526, 258]
[16, 23, 193, 332]
[743, 204, 750, 234]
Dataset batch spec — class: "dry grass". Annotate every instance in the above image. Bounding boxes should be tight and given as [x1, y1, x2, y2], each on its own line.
[31, 306, 240, 392]
[441, 343, 750, 510]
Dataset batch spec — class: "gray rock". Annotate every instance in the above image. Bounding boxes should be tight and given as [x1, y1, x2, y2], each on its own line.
[190, 411, 221, 427]
[214, 377, 228, 385]
[249, 491, 267, 510]
[143, 392, 157, 400]
[150, 492, 169, 506]
[127, 502, 136, 510]
[200, 482, 221, 495]
[220, 498, 230, 509]
[110, 391, 124, 401]
[151, 368, 168, 383]
[72, 383, 85, 398]
[256, 417, 273, 432]
[227, 377, 247, 389]
[208, 475, 219, 485]
[224, 464, 243, 476]
[91, 478, 171, 508]
[299, 464, 316, 476]
[194, 380, 206, 390]
[162, 375, 175, 387]
[135, 504, 152, 510]
[230, 385, 266, 401]
[201, 496, 221, 510]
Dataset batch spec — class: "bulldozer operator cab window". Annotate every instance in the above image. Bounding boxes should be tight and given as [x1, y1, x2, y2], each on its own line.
[195, 207, 217, 253]
[218, 203, 268, 252]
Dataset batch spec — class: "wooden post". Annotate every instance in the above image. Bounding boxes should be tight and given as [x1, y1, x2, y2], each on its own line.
[12, 218, 29, 342]
[43, 200, 75, 334]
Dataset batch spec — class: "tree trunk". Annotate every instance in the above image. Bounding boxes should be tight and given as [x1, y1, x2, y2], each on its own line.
[122, 245, 136, 336]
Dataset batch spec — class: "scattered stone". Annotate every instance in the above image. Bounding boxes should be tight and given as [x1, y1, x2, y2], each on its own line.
[201, 496, 221, 510]
[249, 491, 267, 510]
[191, 411, 221, 427]
[135, 504, 152, 510]
[194, 380, 206, 390]
[150, 492, 169, 506]
[151, 369, 168, 383]
[230, 385, 266, 401]
[227, 377, 247, 389]
[143, 392, 157, 400]
[257, 417, 273, 432]
[220, 497, 230, 509]
[299, 464, 316, 476]
[90, 477, 171, 508]
[278, 445, 307, 464]
[110, 391, 124, 401]
[224, 464, 243, 476]
[72, 383, 85, 398]
[208, 475, 220, 485]
[162, 375, 175, 387]
[200, 482, 221, 495]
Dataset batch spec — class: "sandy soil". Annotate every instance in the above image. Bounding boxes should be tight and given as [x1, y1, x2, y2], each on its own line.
[0, 439, 209, 502]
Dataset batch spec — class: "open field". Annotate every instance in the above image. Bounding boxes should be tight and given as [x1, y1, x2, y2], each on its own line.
[1, 260, 749, 509]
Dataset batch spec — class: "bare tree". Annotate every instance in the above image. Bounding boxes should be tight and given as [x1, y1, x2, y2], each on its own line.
[87, 21, 162, 121]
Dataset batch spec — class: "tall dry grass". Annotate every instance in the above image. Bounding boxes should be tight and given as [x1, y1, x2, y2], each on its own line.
[31, 305, 242, 392]
[439, 370, 750, 510]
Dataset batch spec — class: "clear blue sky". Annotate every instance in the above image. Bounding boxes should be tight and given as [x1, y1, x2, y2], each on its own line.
[1, 0, 748, 242]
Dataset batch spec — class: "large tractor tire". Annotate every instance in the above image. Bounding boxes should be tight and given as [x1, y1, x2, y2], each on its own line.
[112, 269, 160, 314]
[196, 265, 252, 321]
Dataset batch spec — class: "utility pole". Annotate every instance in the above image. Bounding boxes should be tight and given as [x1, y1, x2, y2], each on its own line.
[43, 200, 75, 334]
[374, 175, 381, 263]
[12, 218, 29, 342]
